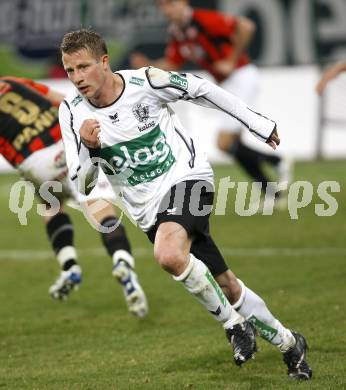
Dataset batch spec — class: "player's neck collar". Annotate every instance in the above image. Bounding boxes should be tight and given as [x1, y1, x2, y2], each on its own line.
[87, 73, 125, 109]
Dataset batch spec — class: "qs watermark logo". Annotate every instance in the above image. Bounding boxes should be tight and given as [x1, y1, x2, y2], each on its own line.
[214, 178, 340, 219]
[8, 174, 340, 233]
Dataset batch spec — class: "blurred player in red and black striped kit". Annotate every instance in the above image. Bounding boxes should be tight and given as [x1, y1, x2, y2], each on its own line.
[0, 76, 148, 316]
[131, 0, 292, 204]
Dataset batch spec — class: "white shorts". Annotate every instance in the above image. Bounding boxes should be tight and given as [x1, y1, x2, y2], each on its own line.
[218, 64, 260, 133]
[18, 140, 116, 204]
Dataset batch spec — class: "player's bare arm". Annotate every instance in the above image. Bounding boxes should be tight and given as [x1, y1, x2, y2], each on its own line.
[80, 119, 101, 149]
[316, 60, 346, 95]
[213, 17, 255, 77]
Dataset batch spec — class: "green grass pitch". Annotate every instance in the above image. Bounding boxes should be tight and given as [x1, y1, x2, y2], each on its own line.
[0, 161, 345, 389]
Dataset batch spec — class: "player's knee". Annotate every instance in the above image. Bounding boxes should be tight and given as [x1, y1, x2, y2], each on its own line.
[154, 246, 187, 275]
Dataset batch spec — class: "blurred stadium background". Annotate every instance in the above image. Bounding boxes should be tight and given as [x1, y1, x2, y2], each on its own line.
[1, 0, 345, 388]
[1, 0, 346, 168]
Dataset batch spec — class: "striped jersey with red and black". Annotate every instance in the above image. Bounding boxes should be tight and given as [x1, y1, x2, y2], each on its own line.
[165, 8, 250, 82]
[0, 77, 61, 167]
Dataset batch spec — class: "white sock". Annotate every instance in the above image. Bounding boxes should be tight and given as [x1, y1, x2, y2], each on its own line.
[173, 254, 243, 329]
[233, 279, 295, 351]
[57, 246, 77, 268]
[112, 250, 135, 269]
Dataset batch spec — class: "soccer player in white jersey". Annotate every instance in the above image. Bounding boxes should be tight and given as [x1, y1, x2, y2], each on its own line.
[58, 29, 312, 379]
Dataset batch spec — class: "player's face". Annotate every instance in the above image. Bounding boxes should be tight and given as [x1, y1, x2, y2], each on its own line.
[62, 49, 108, 100]
[157, 0, 187, 24]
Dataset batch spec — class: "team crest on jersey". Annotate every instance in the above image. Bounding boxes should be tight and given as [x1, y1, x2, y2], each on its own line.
[132, 103, 149, 123]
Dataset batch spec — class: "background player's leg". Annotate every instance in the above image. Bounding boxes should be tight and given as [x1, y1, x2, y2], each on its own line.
[44, 204, 81, 299]
[84, 200, 148, 318]
[218, 132, 271, 194]
[218, 64, 292, 192]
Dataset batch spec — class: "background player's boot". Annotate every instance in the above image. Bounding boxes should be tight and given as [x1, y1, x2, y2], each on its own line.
[49, 264, 82, 300]
[282, 332, 312, 380]
[112, 258, 148, 318]
[225, 320, 257, 366]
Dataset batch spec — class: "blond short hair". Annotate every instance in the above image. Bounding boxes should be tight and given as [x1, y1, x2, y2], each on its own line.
[60, 28, 107, 59]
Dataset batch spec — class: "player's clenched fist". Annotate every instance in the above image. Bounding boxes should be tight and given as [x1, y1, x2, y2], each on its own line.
[80, 119, 101, 149]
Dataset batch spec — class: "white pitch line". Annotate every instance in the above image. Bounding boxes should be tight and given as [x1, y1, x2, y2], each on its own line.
[0, 247, 346, 261]
[0, 248, 104, 261]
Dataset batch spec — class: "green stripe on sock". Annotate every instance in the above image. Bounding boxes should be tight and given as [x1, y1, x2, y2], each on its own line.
[205, 270, 227, 307]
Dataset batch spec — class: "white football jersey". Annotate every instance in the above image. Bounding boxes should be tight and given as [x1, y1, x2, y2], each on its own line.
[59, 67, 276, 231]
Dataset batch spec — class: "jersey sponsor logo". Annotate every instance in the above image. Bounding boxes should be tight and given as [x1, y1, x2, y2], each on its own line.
[169, 73, 188, 90]
[129, 76, 145, 86]
[109, 112, 119, 124]
[100, 124, 175, 186]
[138, 121, 155, 132]
[71, 95, 83, 107]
